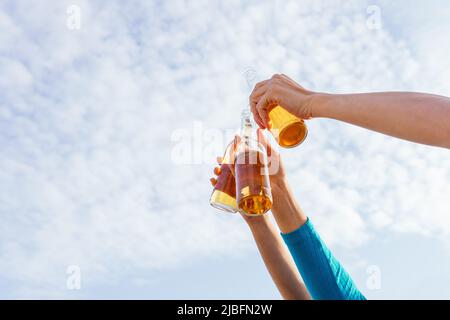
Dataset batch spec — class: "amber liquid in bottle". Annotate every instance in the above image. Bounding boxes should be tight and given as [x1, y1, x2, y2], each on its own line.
[268, 105, 308, 148]
[235, 150, 272, 216]
[210, 163, 238, 213]
[210, 140, 238, 213]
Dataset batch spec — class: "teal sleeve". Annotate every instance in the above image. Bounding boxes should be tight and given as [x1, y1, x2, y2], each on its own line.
[281, 218, 366, 300]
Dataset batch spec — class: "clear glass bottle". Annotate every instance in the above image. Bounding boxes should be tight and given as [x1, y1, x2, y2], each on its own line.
[235, 109, 272, 216]
[209, 140, 238, 213]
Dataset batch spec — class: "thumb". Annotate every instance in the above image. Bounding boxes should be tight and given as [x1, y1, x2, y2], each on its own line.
[257, 129, 272, 158]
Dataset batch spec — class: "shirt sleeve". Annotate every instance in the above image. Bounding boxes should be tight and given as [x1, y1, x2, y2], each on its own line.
[281, 218, 366, 300]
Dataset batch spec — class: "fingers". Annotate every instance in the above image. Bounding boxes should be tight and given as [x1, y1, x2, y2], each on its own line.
[257, 129, 271, 158]
[211, 153, 222, 181]
[251, 81, 268, 101]
[257, 128, 280, 159]
[250, 81, 268, 128]
[251, 77, 280, 129]
[250, 101, 265, 128]
[254, 79, 268, 89]
[210, 164, 221, 187]
[257, 129, 280, 159]
[280, 73, 294, 84]
[256, 93, 271, 128]
[257, 129, 282, 176]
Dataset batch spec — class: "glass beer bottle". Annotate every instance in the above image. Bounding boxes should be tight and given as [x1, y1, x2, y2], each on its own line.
[268, 104, 308, 148]
[235, 109, 272, 216]
[209, 140, 238, 213]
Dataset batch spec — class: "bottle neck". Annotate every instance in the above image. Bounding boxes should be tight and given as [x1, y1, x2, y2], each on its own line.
[238, 108, 261, 154]
[240, 109, 255, 139]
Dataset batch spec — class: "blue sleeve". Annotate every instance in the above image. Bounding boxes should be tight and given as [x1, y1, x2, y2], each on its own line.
[281, 218, 366, 300]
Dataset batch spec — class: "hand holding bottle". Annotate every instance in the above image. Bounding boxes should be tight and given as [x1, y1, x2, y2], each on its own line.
[254, 130, 308, 233]
[210, 153, 270, 224]
[249, 74, 316, 129]
[210, 130, 286, 213]
[255, 129, 286, 187]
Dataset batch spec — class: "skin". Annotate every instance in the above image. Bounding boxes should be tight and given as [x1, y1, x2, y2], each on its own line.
[250, 74, 450, 149]
[221, 75, 450, 298]
[210, 131, 310, 300]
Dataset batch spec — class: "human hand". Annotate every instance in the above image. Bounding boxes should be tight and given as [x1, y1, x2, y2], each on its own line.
[209, 130, 287, 205]
[256, 129, 307, 232]
[209, 150, 270, 226]
[256, 129, 286, 188]
[249, 74, 316, 129]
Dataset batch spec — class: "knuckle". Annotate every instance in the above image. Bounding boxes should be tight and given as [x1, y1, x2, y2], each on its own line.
[255, 81, 265, 88]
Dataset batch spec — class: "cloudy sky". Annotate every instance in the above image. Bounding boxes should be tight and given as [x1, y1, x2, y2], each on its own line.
[0, 0, 449, 299]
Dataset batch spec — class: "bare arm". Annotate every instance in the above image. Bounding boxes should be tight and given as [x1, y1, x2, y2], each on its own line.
[210, 154, 310, 300]
[267, 169, 365, 300]
[250, 74, 450, 149]
[270, 179, 308, 234]
[255, 131, 364, 300]
[313, 92, 450, 149]
[244, 215, 311, 300]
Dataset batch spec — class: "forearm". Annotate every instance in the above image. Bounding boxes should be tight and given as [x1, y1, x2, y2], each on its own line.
[246, 217, 311, 300]
[269, 178, 364, 300]
[281, 218, 365, 300]
[312, 92, 450, 149]
[270, 179, 308, 234]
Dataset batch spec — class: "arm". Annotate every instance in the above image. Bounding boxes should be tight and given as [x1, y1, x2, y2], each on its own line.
[243, 215, 311, 300]
[313, 92, 450, 149]
[250, 74, 450, 149]
[257, 130, 365, 300]
[210, 155, 310, 300]
[271, 179, 365, 300]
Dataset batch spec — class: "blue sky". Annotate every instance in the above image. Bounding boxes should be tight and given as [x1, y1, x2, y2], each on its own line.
[0, 0, 450, 299]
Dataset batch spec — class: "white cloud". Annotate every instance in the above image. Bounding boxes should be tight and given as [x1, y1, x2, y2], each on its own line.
[369, 211, 393, 229]
[0, 57, 32, 88]
[0, 0, 449, 298]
